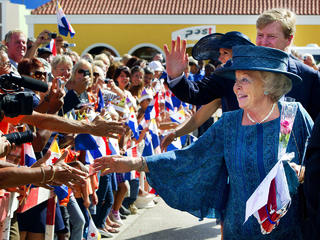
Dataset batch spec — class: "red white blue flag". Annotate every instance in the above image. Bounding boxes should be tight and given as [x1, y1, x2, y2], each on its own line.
[56, 0, 75, 37]
[149, 119, 160, 153]
[127, 107, 140, 140]
[46, 39, 57, 56]
[21, 143, 37, 167]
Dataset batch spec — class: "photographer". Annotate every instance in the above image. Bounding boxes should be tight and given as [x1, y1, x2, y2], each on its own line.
[17, 57, 65, 152]
[24, 30, 53, 59]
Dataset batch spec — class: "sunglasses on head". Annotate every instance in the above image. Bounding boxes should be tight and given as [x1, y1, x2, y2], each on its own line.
[78, 69, 90, 76]
[32, 71, 47, 79]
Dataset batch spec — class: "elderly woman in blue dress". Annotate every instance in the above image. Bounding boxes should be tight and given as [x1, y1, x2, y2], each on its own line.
[92, 45, 313, 240]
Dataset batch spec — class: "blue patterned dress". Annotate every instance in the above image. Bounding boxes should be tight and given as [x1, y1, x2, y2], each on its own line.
[146, 102, 313, 240]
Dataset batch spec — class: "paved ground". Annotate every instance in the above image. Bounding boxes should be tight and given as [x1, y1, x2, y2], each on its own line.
[108, 197, 221, 240]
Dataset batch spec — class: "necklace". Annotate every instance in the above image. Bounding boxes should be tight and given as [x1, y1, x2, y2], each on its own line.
[246, 103, 276, 124]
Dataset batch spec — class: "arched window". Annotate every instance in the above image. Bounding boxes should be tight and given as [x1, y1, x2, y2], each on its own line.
[81, 43, 120, 57]
[128, 43, 164, 62]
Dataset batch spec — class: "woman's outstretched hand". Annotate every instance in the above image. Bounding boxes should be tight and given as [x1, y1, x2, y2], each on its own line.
[160, 132, 176, 152]
[164, 36, 189, 79]
[92, 155, 148, 176]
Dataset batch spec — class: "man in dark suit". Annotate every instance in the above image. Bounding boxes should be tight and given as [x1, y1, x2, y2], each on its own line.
[304, 113, 320, 239]
[165, 8, 320, 120]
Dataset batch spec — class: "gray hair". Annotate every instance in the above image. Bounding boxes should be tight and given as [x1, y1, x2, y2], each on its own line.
[51, 55, 73, 70]
[94, 53, 110, 67]
[70, 59, 93, 86]
[260, 71, 292, 102]
[4, 30, 25, 44]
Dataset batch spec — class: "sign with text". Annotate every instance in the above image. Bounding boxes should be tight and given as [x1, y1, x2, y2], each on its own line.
[172, 26, 216, 40]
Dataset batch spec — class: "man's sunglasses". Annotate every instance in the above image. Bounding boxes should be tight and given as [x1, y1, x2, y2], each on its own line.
[78, 69, 90, 76]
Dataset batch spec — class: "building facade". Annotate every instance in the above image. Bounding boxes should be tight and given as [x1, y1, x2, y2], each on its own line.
[26, 0, 320, 59]
[0, 0, 30, 41]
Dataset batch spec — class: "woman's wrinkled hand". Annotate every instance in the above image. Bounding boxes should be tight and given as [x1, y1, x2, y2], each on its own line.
[160, 132, 176, 152]
[92, 155, 136, 176]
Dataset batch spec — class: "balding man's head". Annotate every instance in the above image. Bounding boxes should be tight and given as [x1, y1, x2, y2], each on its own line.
[5, 30, 27, 63]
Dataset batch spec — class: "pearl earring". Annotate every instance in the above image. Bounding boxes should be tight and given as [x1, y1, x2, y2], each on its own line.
[264, 91, 269, 95]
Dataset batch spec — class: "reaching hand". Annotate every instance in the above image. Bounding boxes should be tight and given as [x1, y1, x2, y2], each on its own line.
[45, 77, 66, 114]
[35, 30, 51, 46]
[92, 155, 141, 176]
[0, 135, 12, 158]
[32, 150, 88, 188]
[90, 116, 125, 138]
[160, 132, 176, 152]
[163, 36, 189, 79]
[50, 151, 88, 188]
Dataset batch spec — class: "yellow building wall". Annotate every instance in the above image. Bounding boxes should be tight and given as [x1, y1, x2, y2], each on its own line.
[34, 23, 320, 56]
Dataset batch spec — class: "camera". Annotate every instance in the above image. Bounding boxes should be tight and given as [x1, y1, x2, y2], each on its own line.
[4, 130, 34, 145]
[63, 43, 76, 48]
[104, 78, 111, 84]
[49, 32, 57, 39]
[0, 92, 33, 118]
[0, 72, 48, 117]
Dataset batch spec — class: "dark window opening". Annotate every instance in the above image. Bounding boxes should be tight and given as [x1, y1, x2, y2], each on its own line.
[88, 46, 117, 57]
[131, 47, 160, 62]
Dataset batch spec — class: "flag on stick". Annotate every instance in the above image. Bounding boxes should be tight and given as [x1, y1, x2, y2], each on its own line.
[56, 0, 75, 37]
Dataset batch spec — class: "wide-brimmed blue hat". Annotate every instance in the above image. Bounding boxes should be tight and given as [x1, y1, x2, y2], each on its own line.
[192, 31, 254, 61]
[215, 45, 302, 85]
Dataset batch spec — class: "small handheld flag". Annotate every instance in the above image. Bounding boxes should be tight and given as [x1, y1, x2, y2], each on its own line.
[47, 137, 61, 165]
[46, 39, 57, 56]
[21, 143, 37, 167]
[127, 107, 140, 140]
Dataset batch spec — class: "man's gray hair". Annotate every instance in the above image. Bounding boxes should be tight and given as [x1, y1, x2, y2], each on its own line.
[4, 30, 25, 44]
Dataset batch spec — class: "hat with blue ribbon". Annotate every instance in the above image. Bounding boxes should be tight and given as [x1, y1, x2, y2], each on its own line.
[192, 31, 254, 61]
[215, 45, 302, 85]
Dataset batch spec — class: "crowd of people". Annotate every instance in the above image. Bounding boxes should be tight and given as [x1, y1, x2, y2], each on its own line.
[0, 26, 199, 240]
[0, 6, 320, 240]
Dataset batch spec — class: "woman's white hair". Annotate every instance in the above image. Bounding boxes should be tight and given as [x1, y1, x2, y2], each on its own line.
[260, 71, 292, 102]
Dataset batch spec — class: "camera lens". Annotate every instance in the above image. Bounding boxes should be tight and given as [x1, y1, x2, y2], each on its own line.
[4, 131, 34, 145]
